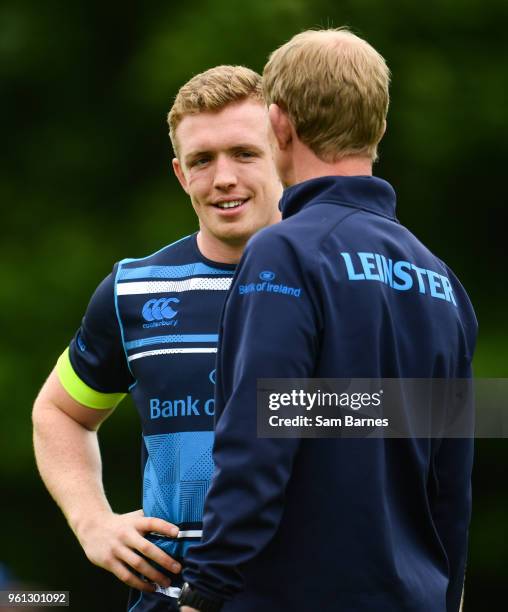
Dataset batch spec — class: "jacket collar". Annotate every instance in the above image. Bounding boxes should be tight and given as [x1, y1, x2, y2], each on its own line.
[279, 175, 398, 221]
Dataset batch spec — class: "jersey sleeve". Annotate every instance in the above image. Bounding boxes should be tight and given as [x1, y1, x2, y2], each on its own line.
[183, 228, 321, 601]
[56, 264, 133, 409]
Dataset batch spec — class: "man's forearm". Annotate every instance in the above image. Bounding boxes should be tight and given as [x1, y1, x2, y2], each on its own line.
[33, 371, 181, 592]
[33, 395, 182, 591]
[32, 398, 111, 536]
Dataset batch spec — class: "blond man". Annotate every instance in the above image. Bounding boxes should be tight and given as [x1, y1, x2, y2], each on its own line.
[32, 65, 281, 612]
[179, 30, 477, 612]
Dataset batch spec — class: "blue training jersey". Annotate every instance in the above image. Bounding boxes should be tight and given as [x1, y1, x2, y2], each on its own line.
[58, 233, 235, 600]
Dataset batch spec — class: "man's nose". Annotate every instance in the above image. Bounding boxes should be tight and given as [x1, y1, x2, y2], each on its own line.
[213, 155, 237, 190]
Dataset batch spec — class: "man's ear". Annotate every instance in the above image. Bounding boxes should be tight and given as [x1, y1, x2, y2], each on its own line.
[172, 157, 189, 195]
[268, 104, 293, 151]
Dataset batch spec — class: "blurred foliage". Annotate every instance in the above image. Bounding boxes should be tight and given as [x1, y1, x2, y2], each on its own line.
[1, 0, 506, 609]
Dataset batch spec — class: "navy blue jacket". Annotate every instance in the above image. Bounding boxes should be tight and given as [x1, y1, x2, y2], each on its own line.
[183, 176, 477, 612]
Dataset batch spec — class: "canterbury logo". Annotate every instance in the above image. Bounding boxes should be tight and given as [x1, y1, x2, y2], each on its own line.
[142, 297, 180, 322]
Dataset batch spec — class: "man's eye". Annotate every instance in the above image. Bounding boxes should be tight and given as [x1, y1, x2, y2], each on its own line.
[237, 151, 257, 159]
[191, 158, 210, 167]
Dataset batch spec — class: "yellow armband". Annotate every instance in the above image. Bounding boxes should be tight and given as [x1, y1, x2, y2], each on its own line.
[56, 348, 126, 409]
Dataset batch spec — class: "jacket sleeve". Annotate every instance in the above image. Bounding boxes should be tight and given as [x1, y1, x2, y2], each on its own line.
[430, 281, 476, 612]
[430, 437, 473, 612]
[182, 229, 321, 602]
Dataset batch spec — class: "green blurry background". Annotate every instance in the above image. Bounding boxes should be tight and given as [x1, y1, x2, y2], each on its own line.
[1, 0, 506, 609]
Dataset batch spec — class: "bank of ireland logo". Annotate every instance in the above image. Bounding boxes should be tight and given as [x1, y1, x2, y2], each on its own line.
[239, 270, 301, 298]
[259, 270, 275, 281]
[142, 297, 180, 322]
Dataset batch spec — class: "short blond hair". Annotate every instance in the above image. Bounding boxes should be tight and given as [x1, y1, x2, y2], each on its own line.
[168, 65, 263, 156]
[263, 28, 390, 162]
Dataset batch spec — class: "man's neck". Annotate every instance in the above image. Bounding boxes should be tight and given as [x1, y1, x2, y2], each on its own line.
[196, 231, 244, 264]
[289, 145, 373, 185]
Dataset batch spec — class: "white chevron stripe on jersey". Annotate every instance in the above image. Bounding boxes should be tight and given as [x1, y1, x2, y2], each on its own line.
[149, 529, 203, 539]
[117, 277, 232, 295]
[128, 347, 217, 362]
[177, 529, 202, 538]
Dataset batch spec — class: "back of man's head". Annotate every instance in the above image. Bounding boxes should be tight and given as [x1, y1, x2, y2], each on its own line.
[263, 28, 390, 162]
[168, 65, 263, 157]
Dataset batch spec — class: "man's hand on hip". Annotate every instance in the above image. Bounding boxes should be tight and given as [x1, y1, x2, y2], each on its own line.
[76, 509, 181, 592]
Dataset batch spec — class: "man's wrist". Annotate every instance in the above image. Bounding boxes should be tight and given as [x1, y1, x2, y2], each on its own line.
[70, 506, 112, 541]
[177, 582, 222, 612]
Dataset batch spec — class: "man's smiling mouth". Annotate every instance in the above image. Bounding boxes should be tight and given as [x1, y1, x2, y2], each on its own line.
[214, 199, 248, 210]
